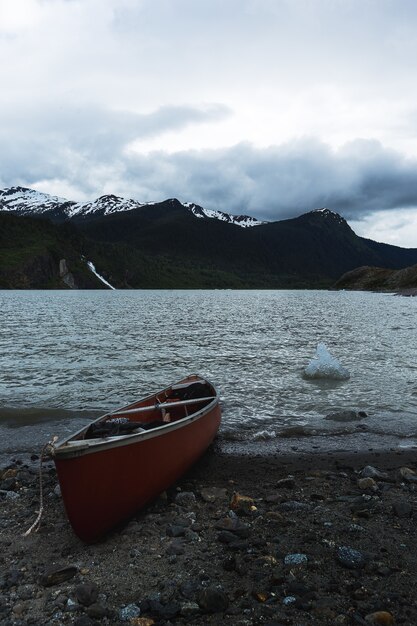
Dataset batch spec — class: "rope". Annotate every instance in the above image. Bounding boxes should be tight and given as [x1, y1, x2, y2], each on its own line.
[23, 436, 58, 537]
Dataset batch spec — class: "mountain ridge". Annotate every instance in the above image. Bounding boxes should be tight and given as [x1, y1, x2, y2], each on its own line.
[0, 186, 264, 228]
[1, 186, 417, 290]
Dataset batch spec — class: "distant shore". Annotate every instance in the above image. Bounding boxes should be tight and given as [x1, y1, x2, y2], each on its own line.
[1, 443, 417, 625]
[396, 287, 417, 297]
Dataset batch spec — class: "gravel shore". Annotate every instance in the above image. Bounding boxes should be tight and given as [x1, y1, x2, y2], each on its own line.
[1, 444, 417, 626]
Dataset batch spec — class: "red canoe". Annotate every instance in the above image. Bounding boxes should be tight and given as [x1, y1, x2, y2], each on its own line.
[53, 374, 221, 542]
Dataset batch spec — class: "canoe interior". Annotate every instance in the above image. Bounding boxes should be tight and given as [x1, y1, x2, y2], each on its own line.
[58, 374, 215, 446]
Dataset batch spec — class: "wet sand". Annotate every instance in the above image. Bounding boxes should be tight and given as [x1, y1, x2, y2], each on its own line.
[1, 442, 417, 625]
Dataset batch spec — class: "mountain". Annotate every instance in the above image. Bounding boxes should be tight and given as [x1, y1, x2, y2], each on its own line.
[0, 186, 263, 227]
[1, 186, 417, 289]
[0, 212, 252, 290]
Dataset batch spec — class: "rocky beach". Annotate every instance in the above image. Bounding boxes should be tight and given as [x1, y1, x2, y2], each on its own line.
[1, 444, 417, 626]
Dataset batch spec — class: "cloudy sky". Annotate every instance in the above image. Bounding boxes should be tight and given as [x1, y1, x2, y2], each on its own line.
[2, 0, 417, 246]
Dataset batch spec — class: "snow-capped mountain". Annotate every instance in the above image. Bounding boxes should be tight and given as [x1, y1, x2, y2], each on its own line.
[311, 207, 348, 226]
[65, 194, 145, 219]
[0, 186, 265, 228]
[3, 185, 417, 291]
[0, 186, 72, 216]
[184, 202, 265, 228]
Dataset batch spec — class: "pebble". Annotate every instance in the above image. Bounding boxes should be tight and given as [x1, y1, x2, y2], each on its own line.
[140, 598, 180, 620]
[2, 468, 18, 479]
[197, 587, 229, 613]
[215, 515, 250, 537]
[0, 489, 20, 500]
[174, 491, 196, 507]
[12, 603, 26, 616]
[230, 492, 256, 513]
[184, 528, 200, 541]
[335, 546, 366, 569]
[252, 590, 268, 602]
[180, 601, 200, 616]
[40, 565, 78, 587]
[357, 477, 378, 491]
[166, 524, 186, 537]
[65, 598, 79, 612]
[361, 466, 389, 481]
[218, 530, 240, 544]
[347, 523, 366, 533]
[282, 595, 297, 605]
[179, 579, 201, 600]
[392, 500, 413, 518]
[276, 476, 296, 488]
[74, 582, 99, 607]
[86, 602, 108, 618]
[119, 603, 141, 621]
[283, 553, 308, 567]
[399, 467, 417, 482]
[365, 611, 395, 625]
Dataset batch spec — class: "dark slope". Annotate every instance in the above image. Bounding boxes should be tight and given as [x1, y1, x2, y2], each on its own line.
[333, 263, 417, 294]
[0, 213, 103, 289]
[78, 204, 417, 286]
[0, 212, 251, 289]
[3, 189, 417, 289]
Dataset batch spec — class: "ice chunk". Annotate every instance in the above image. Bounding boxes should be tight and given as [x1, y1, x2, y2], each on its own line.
[304, 343, 350, 380]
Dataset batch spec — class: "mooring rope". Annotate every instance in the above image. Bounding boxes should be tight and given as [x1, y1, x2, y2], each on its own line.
[23, 436, 58, 537]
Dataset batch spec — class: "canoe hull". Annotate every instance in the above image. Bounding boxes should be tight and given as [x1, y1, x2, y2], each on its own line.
[54, 378, 221, 542]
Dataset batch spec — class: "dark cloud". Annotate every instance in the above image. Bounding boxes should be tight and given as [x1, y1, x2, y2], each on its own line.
[2, 102, 417, 221]
[121, 139, 417, 221]
[0, 102, 230, 157]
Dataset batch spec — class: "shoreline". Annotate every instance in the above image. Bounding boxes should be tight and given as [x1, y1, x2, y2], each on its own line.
[216, 429, 417, 469]
[211, 439, 417, 473]
[0, 420, 417, 468]
[1, 443, 417, 625]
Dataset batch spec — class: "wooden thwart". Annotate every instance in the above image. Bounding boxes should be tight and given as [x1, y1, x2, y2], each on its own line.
[112, 396, 216, 416]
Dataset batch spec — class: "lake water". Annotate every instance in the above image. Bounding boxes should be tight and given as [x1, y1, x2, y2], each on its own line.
[1, 289, 416, 463]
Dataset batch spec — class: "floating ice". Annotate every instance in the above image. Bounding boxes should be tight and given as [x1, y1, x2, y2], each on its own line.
[304, 343, 350, 381]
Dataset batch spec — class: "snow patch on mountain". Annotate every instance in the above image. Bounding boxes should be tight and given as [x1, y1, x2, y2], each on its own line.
[184, 202, 265, 228]
[311, 208, 347, 225]
[67, 195, 144, 218]
[1, 186, 268, 228]
[0, 186, 72, 215]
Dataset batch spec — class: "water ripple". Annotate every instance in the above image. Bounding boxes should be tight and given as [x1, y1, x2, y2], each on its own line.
[0, 290, 416, 452]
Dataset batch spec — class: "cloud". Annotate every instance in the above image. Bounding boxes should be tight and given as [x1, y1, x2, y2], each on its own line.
[0, 102, 231, 194]
[350, 208, 417, 248]
[120, 139, 417, 224]
[2, 0, 417, 247]
[3, 106, 417, 238]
